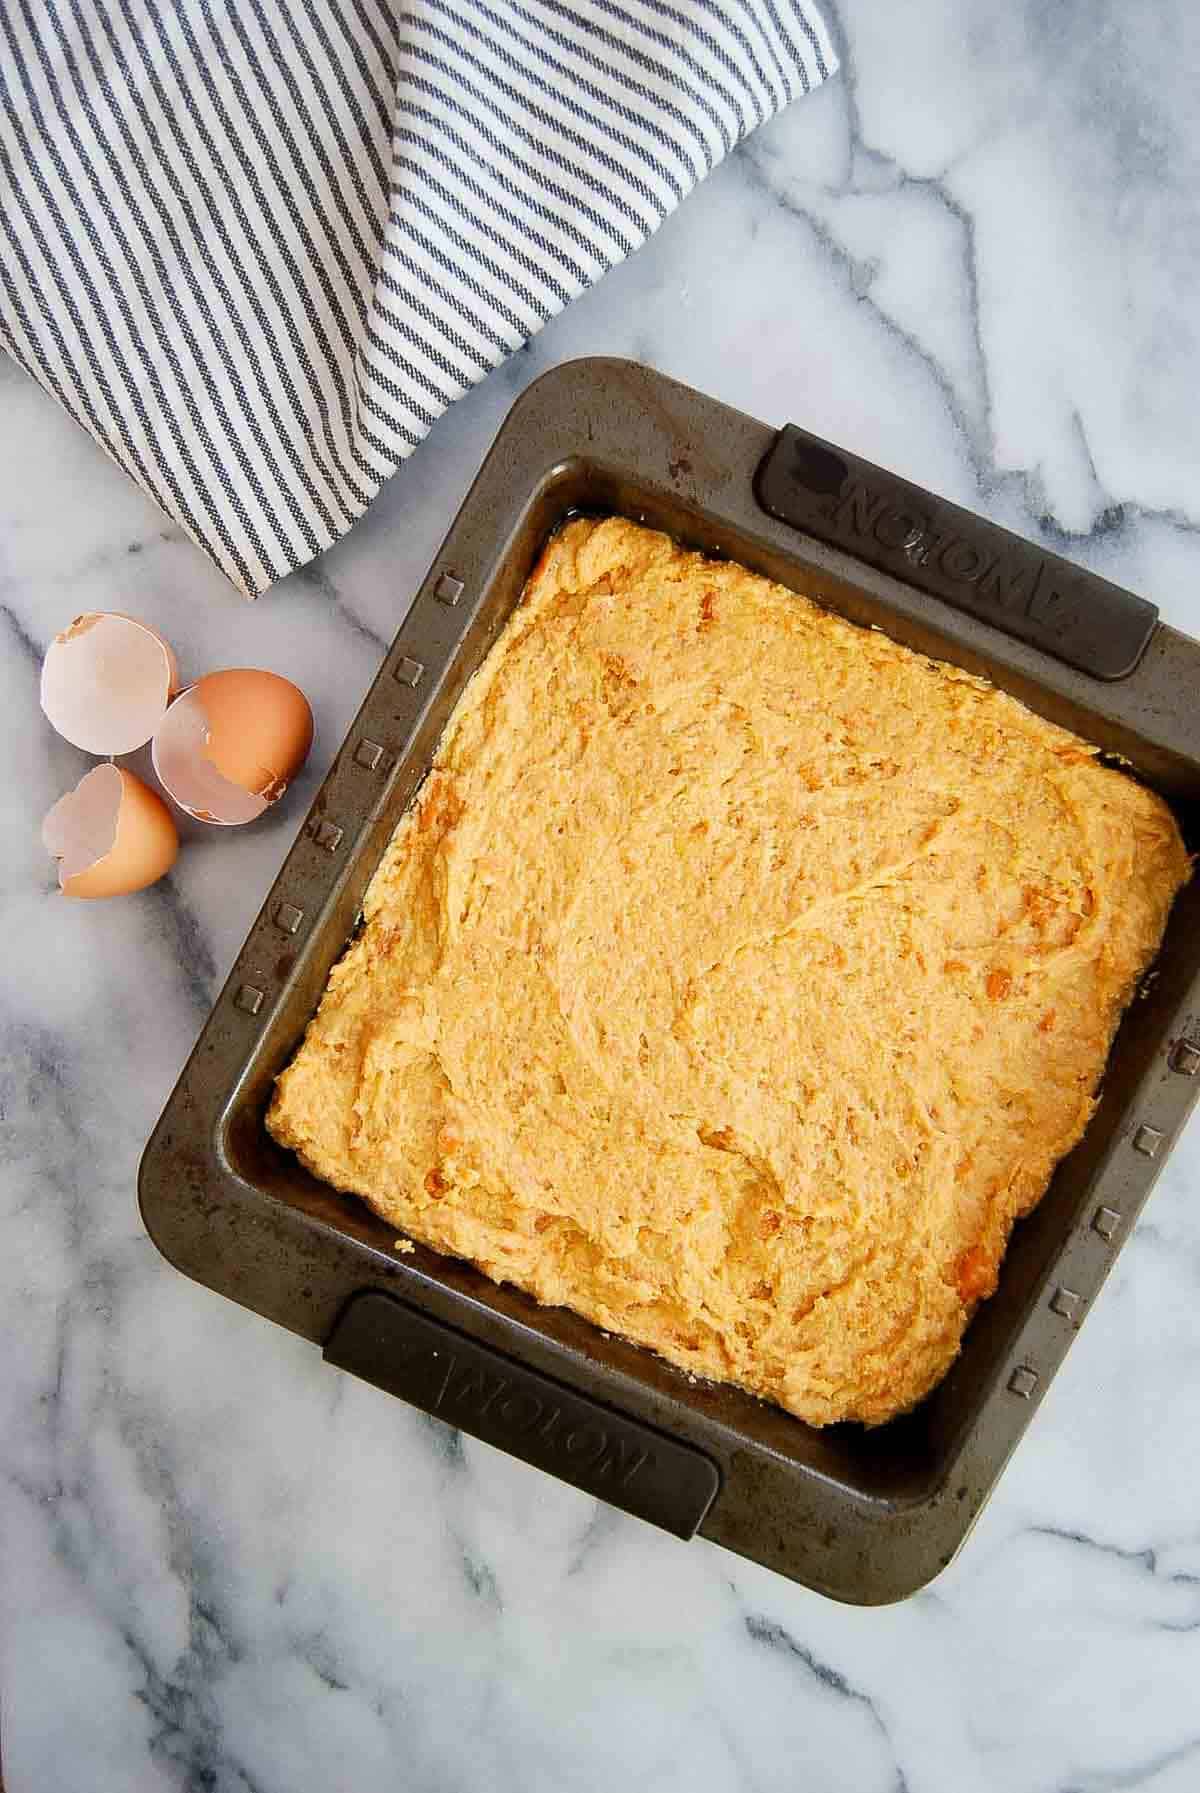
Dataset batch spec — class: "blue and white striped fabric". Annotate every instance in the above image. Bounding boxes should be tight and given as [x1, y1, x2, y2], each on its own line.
[0, 1, 836, 596]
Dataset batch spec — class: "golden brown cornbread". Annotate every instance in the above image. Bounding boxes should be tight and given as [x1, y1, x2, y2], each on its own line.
[268, 517, 1189, 1426]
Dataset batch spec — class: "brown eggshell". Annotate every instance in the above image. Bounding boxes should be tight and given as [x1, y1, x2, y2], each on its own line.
[43, 764, 178, 898]
[40, 612, 179, 756]
[151, 669, 314, 825]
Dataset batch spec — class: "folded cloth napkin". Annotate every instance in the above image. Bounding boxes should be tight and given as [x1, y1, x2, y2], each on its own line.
[0, 1, 836, 595]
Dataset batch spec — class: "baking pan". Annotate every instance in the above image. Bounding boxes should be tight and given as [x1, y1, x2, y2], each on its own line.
[140, 358, 1200, 1603]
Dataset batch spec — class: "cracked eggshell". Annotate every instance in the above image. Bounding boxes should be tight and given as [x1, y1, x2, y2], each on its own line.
[43, 763, 179, 898]
[40, 612, 179, 755]
[151, 668, 313, 825]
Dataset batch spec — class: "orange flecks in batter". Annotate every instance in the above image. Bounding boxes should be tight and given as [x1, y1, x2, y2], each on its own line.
[954, 1243, 996, 1306]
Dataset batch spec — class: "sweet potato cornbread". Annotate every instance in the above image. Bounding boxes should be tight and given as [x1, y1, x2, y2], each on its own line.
[269, 518, 1189, 1425]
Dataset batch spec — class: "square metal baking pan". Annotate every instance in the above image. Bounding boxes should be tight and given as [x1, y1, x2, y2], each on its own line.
[140, 358, 1200, 1604]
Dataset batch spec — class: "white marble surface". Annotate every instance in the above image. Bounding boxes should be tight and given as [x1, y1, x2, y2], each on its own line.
[3, 4, 1200, 1788]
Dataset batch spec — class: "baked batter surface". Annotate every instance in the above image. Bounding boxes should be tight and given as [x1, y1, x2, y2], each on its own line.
[269, 518, 1189, 1424]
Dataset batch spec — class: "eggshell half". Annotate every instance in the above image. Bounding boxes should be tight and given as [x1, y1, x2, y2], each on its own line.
[40, 613, 178, 756]
[151, 668, 313, 825]
[43, 763, 179, 898]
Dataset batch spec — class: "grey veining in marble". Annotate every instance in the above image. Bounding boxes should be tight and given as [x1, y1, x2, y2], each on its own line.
[2, 4, 1199, 1789]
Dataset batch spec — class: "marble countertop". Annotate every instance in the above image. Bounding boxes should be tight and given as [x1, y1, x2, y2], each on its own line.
[3, 4, 1199, 1788]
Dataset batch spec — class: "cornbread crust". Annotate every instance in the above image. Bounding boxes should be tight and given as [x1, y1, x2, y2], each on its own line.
[268, 518, 1189, 1426]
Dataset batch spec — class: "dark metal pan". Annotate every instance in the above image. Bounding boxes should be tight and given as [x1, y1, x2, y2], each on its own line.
[140, 359, 1200, 1603]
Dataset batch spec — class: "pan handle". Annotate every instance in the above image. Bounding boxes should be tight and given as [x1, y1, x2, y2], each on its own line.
[755, 426, 1157, 681]
[325, 1291, 720, 1539]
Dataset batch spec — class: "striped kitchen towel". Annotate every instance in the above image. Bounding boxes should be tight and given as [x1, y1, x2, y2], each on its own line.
[0, 2, 837, 596]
